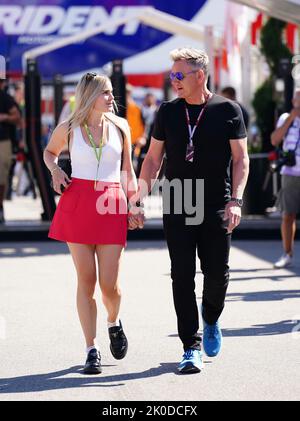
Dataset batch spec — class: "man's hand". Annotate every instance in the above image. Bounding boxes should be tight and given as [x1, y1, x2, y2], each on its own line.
[223, 202, 242, 233]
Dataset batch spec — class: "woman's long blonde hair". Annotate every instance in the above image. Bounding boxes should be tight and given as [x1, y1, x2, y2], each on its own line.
[66, 72, 128, 140]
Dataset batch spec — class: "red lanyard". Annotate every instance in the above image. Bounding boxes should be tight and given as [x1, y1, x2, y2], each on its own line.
[184, 93, 213, 146]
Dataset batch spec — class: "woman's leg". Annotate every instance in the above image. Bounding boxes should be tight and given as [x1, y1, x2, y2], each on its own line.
[68, 242, 97, 347]
[95, 244, 124, 323]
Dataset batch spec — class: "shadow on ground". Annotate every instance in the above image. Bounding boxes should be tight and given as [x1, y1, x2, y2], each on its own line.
[226, 289, 300, 302]
[169, 319, 299, 338]
[0, 362, 179, 394]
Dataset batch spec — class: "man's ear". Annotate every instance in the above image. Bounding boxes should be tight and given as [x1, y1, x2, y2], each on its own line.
[197, 69, 205, 84]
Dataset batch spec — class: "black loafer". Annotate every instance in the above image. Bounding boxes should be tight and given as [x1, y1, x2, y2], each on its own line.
[108, 320, 128, 360]
[83, 348, 102, 374]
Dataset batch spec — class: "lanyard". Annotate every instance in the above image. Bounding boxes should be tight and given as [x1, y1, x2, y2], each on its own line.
[184, 93, 213, 146]
[84, 122, 104, 190]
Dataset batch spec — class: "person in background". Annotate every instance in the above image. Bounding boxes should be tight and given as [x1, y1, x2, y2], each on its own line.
[142, 93, 158, 139]
[137, 93, 158, 177]
[271, 90, 300, 269]
[221, 86, 249, 129]
[126, 84, 145, 171]
[5, 83, 26, 200]
[0, 78, 21, 222]
[58, 94, 76, 124]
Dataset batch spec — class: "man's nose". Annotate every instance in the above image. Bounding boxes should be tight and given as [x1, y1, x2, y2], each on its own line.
[172, 80, 181, 87]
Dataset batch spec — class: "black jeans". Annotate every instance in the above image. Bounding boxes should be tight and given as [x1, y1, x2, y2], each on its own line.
[163, 210, 231, 351]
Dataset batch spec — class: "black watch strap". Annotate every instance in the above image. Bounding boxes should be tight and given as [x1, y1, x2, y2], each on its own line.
[230, 197, 243, 207]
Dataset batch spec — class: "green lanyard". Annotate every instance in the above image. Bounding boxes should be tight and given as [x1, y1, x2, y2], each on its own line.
[84, 122, 104, 190]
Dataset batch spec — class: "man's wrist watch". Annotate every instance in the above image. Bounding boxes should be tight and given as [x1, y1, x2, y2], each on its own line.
[129, 200, 144, 209]
[134, 200, 144, 208]
[230, 197, 243, 207]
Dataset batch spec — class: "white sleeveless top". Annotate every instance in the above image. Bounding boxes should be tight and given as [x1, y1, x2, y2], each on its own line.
[71, 121, 123, 182]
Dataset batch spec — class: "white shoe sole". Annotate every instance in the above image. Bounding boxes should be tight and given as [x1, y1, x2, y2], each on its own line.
[274, 262, 293, 269]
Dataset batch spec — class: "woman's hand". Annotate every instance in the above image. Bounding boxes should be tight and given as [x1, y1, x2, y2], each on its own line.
[128, 207, 145, 230]
[51, 167, 71, 195]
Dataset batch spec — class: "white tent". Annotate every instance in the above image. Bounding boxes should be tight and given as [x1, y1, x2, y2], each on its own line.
[123, 0, 226, 74]
[231, 0, 300, 24]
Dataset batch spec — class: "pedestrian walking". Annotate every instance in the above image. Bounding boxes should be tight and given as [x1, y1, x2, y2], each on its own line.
[126, 84, 146, 172]
[44, 72, 138, 374]
[221, 86, 249, 129]
[131, 47, 249, 374]
[0, 78, 21, 222]
[271, 90, 300, 269]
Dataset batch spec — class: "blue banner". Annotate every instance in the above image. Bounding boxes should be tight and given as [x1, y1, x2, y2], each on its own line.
[0, 0, 208, 77]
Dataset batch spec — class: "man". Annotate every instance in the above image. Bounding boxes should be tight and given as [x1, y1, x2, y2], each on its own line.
[0, 79, 21, 223]
[221, 86, 249, 129]
[271, 90, 300, 269]
[129, 47, 249, 374]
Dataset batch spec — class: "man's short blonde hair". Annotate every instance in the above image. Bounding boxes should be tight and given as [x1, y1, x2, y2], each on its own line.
[170, 47, 209, 77]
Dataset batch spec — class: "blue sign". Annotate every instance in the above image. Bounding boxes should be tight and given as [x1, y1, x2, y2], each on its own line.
[0, 0, 208, 77]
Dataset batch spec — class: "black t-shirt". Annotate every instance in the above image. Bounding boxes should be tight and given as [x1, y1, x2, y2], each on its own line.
[0, 90, 16, 141]
[152, 94, 247, 208]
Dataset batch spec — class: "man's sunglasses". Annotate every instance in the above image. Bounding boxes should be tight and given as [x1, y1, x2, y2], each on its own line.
[169, 70, 198, 81]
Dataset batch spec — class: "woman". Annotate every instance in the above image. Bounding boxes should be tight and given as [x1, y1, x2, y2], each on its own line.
[44, 72, 139, 374]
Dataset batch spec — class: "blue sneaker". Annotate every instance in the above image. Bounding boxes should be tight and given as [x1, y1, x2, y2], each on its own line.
[178, 349, 203, 374]
[202, 319, 222, 357]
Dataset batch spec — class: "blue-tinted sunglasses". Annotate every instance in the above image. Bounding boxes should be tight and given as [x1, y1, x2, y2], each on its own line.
[169, 70, 198, 81]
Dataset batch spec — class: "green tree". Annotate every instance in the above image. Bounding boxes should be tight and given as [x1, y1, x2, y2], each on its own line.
[252, 18, 293, 152]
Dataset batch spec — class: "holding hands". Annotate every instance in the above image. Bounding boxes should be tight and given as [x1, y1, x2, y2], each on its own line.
[128, 200, 145, 230]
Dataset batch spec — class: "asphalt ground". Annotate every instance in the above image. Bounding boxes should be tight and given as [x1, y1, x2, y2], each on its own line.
[0, 239, 299, 401]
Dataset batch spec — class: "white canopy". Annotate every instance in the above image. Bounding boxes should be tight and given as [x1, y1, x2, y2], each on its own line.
[231, 0, 300, 24]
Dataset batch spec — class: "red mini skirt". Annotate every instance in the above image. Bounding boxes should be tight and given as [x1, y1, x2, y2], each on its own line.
[49, 178, 128, 245]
